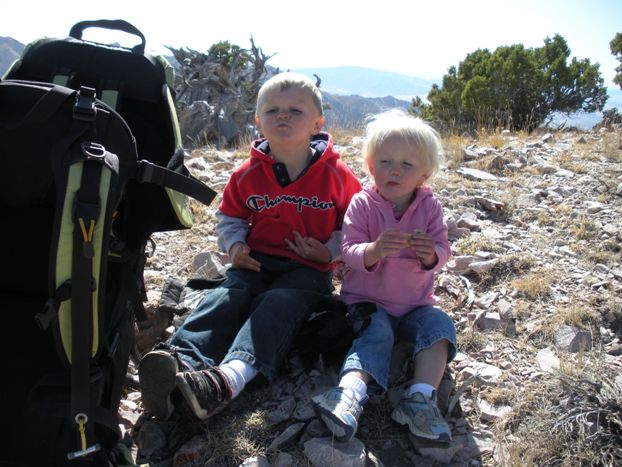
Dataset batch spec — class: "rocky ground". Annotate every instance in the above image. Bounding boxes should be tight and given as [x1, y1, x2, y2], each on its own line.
[118, 127, 622, 466]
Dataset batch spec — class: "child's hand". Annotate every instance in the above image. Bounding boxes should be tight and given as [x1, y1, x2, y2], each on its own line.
[365, 229, 410, 266]
[229, 242, 261, 272]
[285, 231, 331, 264]
[408, 230, 438, 268]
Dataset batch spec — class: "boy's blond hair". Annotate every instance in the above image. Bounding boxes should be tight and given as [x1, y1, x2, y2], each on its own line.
[256, 72, 324, 116]
[362, 109, 444, 181]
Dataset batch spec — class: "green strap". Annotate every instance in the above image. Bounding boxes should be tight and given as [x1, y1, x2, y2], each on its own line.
[52, 74, 70, 86]
[100, 89, 119, 109]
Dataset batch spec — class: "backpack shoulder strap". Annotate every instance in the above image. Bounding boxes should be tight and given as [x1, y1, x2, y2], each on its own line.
[136, 156, 217, 206]
[47, 85, 122, 459]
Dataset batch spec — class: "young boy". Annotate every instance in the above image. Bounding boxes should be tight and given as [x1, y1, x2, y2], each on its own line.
[312, 109, 456, 443]
[139, 72, 361, 421]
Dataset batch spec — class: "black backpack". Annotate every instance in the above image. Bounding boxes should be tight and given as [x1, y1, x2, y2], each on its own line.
[292, 299, 376, 368]
[0, 20, 216, 466]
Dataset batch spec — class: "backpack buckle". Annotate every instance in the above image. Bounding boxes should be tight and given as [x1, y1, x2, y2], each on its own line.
[66, 443, 102, 460]
[136, 160, 155, 183]
[35, 299, 59, 330]
[35, 281, 72, 330]
[73, 86, 97, 121]
[81, 141, 107, 160]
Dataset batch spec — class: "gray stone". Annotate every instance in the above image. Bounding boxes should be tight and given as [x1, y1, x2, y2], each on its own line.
[300, 418, 330, 444]
[554, 325, 593, 352]
[409, 435, 463, 464]
[238, 455, 271, 467]
[460, 362, 502, 385]
[292, 399, 316, 421]
[477, 398, 512, 421]
[268, 396, 297, 425]
[303, 437, 367, 467]
[536, 347, 560, 373]
[136, 421, 169, 457]
[173, 435, 209, 466]
[272, 452, 294, 467]
[456, 167, 498, 181]
[268, 422, 305, 452]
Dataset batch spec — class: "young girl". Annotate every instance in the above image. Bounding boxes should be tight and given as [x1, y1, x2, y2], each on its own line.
[312, 109, 456, 443]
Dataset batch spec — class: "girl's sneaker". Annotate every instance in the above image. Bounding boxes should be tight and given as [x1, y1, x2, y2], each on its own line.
[311, 387, 368, 442]
[390, 390, 452, 442]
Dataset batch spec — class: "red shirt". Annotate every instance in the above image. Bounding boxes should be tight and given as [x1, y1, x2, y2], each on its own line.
[219, 133, 362, 271]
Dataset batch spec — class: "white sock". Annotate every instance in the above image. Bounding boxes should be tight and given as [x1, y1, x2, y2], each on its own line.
[339, 372, 368, 403]
[220, 359, 258, 399]
[406, 383, 435, 399]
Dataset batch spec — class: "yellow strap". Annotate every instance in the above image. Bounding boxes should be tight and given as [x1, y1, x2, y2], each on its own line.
[66, 413, 102, 460]
[76, 413, 87, 450]
[78, 218, 95, 242]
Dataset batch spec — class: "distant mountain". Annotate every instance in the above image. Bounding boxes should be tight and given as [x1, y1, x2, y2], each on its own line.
[0, 36, 24, 75]
[294, 66, 622, 130]
[293, 66, 438, 100]
[1, 36, 620, 130]
[321, 92, 410, 126]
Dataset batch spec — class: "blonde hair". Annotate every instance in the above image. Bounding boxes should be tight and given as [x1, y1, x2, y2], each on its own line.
[256, 72, 323, 116]
[362, 109, 444, 181]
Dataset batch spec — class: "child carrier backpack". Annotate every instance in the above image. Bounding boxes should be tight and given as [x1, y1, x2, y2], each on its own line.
[0, 20, 216, 466]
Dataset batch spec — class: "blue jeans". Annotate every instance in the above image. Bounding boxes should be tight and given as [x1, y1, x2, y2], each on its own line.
[341, 305, 457, 392]
[170, 252, 333, 381]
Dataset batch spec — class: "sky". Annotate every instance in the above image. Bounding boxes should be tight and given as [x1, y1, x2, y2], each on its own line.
[2, 0, 621, 88]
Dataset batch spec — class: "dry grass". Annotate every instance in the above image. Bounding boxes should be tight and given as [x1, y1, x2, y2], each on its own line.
[574, 131, 622, 163]
[499, 365, 622, 466]
[510, 273, 551, 300]
[165, 385, 279, 466]
[571, 219, 599, 241]
[442, 134, 467, 168]
[457, 327, 487, 353]
[453, 234, 506, 256]
[201, 408, 272, 464]
[325, 122, 363, 146]
[529, 299, 602, 348]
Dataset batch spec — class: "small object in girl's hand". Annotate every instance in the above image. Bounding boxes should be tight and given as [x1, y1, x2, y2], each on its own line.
[408, 230, 424, 246]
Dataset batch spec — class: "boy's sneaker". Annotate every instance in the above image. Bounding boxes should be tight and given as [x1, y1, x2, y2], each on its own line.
[138, 349, 181, 420]
[176, 366, 233, 420]
[311, 387, 368, 442]
[391, 391, 452, 442]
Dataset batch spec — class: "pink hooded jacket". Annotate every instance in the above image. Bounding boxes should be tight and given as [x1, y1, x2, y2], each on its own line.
[339, 185, 451, 316]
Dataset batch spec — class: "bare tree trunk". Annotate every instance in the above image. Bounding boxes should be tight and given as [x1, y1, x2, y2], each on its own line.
[167, 38, 274, 148]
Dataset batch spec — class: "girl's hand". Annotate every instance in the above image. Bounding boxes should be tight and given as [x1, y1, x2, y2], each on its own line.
[229, 242, 261, 272]
[364, 229, 410, 267]
[286, 231, 331, 264]
[409, 230, 438, 268]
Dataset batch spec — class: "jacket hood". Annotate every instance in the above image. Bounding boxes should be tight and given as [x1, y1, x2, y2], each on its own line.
[251, 132, 335, 162]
